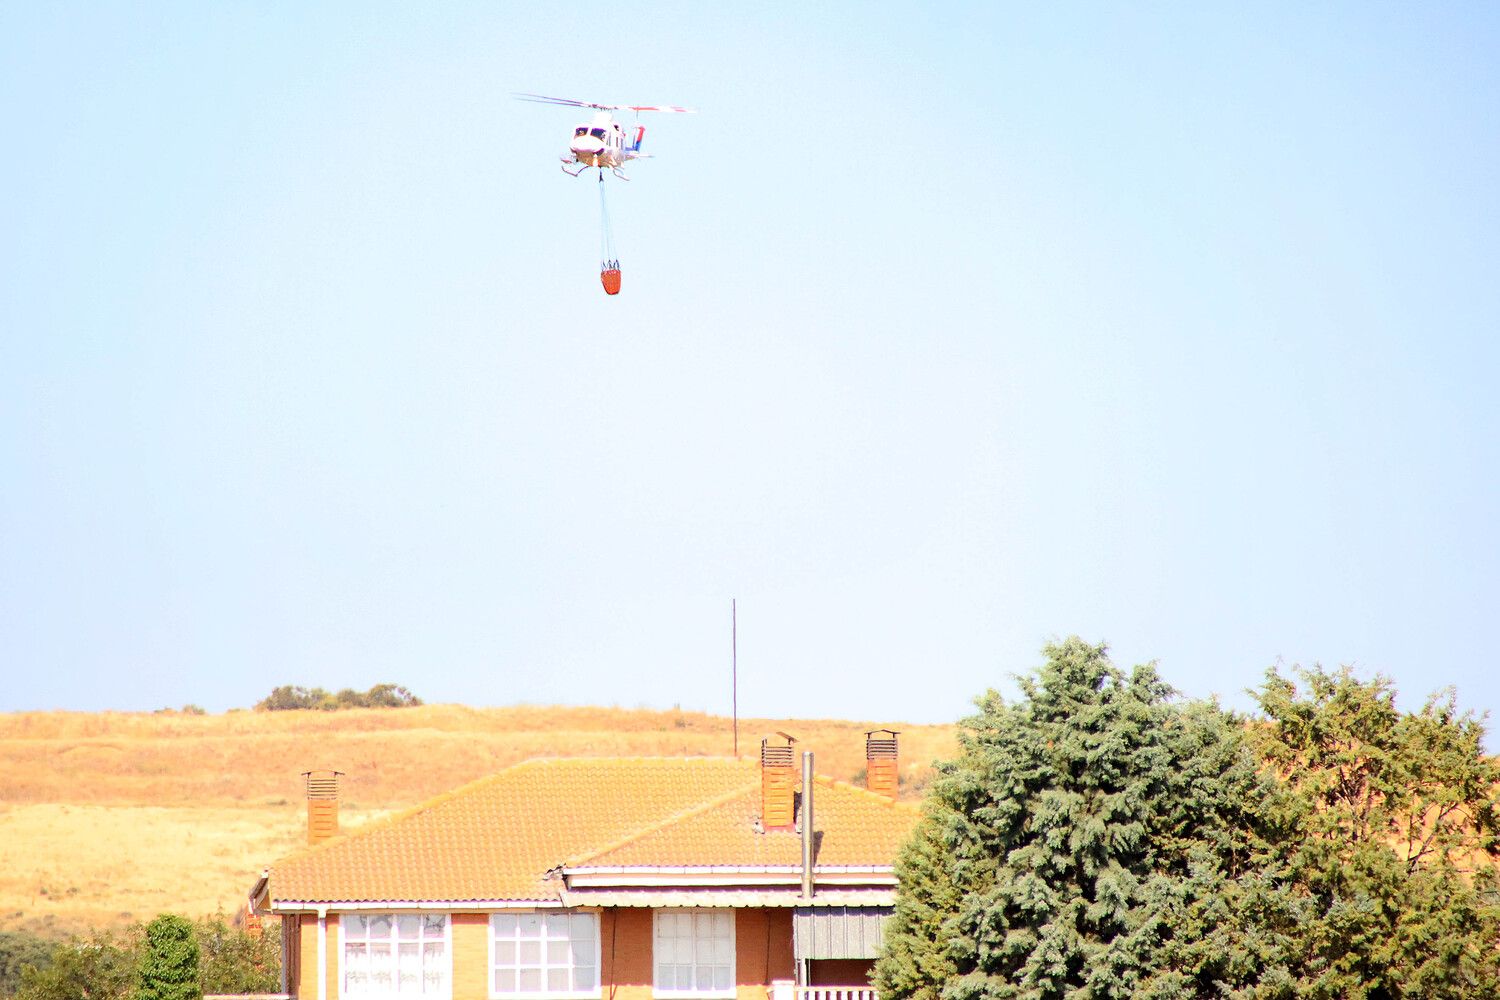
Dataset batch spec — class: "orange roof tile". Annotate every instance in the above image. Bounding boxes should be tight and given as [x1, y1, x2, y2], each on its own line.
[573, 777, 917, 869]
[267, 757, 918, 905]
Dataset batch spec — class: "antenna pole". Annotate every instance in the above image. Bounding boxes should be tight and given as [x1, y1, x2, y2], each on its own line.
[732, 598, 739, 757]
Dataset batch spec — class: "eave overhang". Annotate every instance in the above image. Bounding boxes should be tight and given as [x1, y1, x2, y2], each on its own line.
[560, 865, 896, 888]
[269, 899, 569, 913]
[558, 887, 897, 908]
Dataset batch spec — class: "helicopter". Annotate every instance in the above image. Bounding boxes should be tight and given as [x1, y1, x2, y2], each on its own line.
[513, 93, 695, 179]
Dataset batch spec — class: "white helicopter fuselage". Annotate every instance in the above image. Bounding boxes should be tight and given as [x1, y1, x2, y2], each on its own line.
[564, 112, 646, 175]
[516, 94, 690, 179]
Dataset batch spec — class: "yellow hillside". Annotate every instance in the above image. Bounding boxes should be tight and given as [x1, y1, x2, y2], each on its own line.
[0, 705, 956, 935]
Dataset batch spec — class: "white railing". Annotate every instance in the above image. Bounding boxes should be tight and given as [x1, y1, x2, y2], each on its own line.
[796, 988, 877, 1000]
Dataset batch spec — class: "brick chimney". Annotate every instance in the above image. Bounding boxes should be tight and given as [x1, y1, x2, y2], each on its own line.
[760, 733, 798, 832]
[865, 729, 899, 801]
[303, 769, 343, 845]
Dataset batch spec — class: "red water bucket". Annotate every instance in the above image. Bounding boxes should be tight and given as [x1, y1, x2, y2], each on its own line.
[600, 268, 622, 295]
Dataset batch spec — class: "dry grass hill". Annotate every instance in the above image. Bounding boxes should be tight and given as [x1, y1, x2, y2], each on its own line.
[0, 704, 956, 937]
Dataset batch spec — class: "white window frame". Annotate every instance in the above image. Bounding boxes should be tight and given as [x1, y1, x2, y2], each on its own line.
[652, 909, 736, 1000]
[488, 910, 603, 1000]
[338, 912, 453, 998]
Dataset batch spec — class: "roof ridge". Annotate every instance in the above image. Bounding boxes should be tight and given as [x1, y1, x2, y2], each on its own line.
[566, 767, 919, 869]
[561, 779, 760, 868]
[811, 771, 923, 812]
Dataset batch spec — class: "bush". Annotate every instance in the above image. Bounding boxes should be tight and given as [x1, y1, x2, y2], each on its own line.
[9, 915, 277, 1000]
[254, 683, 421, 711]
[195, 914, 277, 994]
[15, 927, 139, 1000]
[0, 930, 57, 995]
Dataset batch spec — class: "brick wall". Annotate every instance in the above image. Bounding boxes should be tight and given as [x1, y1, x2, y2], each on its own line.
[601, 908, 653, 1000]
[452, 912, 490, 999]
[736, 908, 796, 999]
[285, 906, 801, 999]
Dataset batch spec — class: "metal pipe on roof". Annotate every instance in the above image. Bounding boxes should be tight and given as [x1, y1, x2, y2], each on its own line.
[800, 751, 814, 899]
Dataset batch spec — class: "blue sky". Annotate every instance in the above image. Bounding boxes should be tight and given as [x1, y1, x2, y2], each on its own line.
[3, 4, 1498, 730]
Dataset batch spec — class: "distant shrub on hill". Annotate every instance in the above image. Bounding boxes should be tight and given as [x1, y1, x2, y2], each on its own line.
[254, 683, 422, 711]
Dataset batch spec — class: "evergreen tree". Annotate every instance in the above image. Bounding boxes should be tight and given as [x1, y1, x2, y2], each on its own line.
[1250, 664, 1500, 998]
[134, 916, 199, 1000]
[874, 813, 963, 1000]
[874, 638, 1282, 1000]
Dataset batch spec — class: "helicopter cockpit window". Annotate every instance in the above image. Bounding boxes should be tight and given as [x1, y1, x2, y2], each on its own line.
[575, 127, 588, 137]
[590, 127, 606, 139]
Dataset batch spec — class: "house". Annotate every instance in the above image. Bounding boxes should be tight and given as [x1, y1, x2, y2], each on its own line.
[249, 731, 918, 1000]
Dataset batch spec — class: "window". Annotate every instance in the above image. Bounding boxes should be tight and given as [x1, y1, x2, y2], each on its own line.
[491, 913, 599, 998]
[575, 127, 588, 137]
[653, 911, 734, 998]
[341, 914, 448, 995]
[589, 128, 606, 139]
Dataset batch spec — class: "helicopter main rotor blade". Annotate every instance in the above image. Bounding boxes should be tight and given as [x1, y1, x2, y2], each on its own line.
[513, 92, 696, 114]
[513, 93, 608, 110]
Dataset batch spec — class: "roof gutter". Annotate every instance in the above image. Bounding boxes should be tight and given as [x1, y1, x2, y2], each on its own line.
[561, 865, 891, 876]
[561, 870, 895, 888]
[269, 899, 569, 913]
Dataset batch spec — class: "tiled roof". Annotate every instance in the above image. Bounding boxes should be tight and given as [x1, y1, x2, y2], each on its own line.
[268, 757, 919, 905]
[572, 777, 916, 869]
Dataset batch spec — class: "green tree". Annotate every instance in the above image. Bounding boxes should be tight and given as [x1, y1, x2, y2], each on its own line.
[874, 638, 1284, 1000]
[0, 931, 60, 996]
[6, 916, 277, 1000]
[15, 928, 139, 1000]
[255, 685, 319, 711]
[872, 812, 963, 1000]
[1250, 664, 1500, 998]
[254, 682, 420, 711]
[364, 683, 421, 708]
[194, 915, 279, 994]
[135, 916, 198, 1000]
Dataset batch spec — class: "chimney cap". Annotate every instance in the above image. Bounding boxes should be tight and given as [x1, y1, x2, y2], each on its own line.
[302, 770, 344, 801]
[865, 728, 900, 738]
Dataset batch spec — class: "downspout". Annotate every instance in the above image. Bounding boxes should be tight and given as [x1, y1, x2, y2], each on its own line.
[317, 906, 328, 1000]
[800, 751, 814, 900]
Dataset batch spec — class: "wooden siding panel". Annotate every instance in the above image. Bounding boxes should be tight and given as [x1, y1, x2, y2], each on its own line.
[793, 908, 890, 960]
